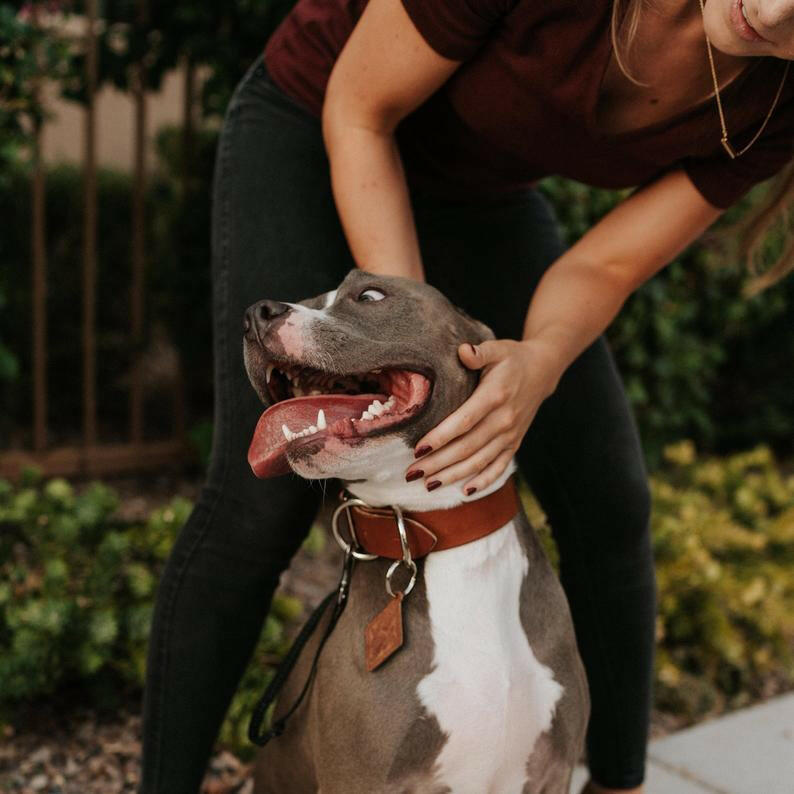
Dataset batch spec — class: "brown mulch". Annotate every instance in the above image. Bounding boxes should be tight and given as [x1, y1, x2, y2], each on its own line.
[0, 710, 256, 794]
[0, 472, 693, 792]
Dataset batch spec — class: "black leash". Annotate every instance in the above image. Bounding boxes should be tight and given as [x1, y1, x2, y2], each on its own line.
[248, 548, 354, 746]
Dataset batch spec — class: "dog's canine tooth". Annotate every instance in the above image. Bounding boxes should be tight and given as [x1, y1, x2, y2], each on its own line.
[317, 409, 326, 430]
[282, 424, 294, 441]
[266, 364, 274, 384]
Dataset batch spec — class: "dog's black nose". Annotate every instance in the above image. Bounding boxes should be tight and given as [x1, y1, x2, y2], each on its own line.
[244, 300, 290, 340]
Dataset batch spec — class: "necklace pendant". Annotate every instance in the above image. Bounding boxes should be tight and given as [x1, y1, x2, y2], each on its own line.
[721, 135, 737, 160]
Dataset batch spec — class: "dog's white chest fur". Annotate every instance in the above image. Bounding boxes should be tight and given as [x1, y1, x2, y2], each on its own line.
[417, 520, 564, 794]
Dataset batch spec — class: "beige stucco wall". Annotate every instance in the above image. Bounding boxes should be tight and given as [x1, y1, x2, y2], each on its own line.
[41, 66, 187, 172]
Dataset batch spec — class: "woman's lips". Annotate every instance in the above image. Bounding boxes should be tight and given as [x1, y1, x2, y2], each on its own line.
[730, 0, 769, 42]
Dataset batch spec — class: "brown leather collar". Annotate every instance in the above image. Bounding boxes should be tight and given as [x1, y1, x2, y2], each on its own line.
[344, 477, 520, 561]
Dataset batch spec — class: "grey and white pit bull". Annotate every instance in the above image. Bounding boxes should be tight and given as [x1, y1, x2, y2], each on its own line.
[243, 269, 589, 794]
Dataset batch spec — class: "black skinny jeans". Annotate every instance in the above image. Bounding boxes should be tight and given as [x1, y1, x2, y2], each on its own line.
[140, 55, 657, 793]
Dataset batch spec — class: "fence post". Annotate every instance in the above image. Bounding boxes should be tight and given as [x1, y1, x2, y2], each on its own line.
[30, 2, 48, 453]
[130, 0, 148, 446]
[82, 0, 98, 450]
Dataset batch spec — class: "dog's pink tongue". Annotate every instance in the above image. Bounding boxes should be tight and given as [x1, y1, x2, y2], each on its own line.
[248, 394, 384, 478]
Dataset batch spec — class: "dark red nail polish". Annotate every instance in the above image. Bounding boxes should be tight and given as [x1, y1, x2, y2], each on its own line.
[426, 480, 442, 491]
[415, 445, 432, 458]
[465, 486, 477, 496]
[405, 469, 423, 482]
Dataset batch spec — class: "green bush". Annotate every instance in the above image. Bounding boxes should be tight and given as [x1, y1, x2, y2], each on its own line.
[651, 441, 794, 718]
[0, 467, 317, 751]
[526, 441, 794, 722]
[0, 467, 191, 702]
[540, 177, 794, 465]
[0, 131, 219, 449]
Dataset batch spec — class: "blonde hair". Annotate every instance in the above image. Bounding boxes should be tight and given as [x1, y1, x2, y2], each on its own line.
[610, 0, 794, 294]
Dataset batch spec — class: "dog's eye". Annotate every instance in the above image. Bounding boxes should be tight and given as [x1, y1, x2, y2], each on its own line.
[357, 288, 386, 302]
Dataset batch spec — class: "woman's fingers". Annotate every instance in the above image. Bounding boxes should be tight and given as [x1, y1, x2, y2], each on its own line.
[463, 448, 516, 493]
[424, 435, 513, 493]
[407, 403, 516, 480]
[413, 375, 512, 459]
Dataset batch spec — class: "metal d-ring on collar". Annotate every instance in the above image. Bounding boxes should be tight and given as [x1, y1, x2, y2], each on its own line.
[331, 495, 418, 597]
[331, 497, 379, 561]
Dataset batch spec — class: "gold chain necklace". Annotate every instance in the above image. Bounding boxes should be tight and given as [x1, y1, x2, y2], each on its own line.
[697, 0, 790, 159]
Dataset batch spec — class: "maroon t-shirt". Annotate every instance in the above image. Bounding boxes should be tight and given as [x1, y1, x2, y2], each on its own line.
[264, 0, 794, 207]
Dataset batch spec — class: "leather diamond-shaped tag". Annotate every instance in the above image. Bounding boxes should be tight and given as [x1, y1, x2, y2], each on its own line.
[365, 593, 404, 672]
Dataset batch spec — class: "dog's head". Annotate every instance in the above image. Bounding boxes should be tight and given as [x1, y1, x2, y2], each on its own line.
[243, 269, 493, 481]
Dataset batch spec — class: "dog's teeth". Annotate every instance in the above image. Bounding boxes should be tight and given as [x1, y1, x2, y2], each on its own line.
[361, 411, 373, 421]
[307, 425, 317, 435]
[282, 424, 294, 441]
[317, 409, 326, 430]
[310, 389, 322, 396]
[368, 400, 384, 416]
[266, 364, 274, 384]
[293, 386, 304, 397]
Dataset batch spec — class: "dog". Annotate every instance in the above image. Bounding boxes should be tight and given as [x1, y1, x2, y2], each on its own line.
[243, 269, 589, 794]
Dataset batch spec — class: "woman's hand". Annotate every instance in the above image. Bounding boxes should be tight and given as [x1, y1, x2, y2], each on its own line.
[405, 338, 562, 495]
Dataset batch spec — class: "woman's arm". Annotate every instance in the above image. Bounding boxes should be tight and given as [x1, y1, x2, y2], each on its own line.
[322, 0, 461, 281]
[407, 170, 725, 492]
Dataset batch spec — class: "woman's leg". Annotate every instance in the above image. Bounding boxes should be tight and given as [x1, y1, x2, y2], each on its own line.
[140, 59, 354, 794]
[416, 188, 656, 791]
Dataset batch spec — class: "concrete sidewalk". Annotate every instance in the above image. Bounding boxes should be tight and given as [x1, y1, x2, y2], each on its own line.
[570, 692, 794, 793]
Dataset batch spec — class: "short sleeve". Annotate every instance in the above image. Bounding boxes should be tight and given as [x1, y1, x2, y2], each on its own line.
[683, 96, 794, 209]
[399, 0, 518, 61]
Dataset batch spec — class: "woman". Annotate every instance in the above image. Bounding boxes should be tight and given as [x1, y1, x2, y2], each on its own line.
[140, 0, 794, 792]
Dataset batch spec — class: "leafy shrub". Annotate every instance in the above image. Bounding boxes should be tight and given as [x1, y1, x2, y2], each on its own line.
[651, 441, 794, 718]
[540, 177, 794, 465]
[0, 467, 318, 751]
[526, 441, 794, 722]
[0, 467, 191, 703]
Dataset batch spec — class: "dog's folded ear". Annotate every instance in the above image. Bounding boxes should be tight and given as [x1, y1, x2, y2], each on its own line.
[452, 304, 496, 344]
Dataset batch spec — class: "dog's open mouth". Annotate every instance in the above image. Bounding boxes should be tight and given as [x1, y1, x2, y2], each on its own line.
[248, 361, 433, 477]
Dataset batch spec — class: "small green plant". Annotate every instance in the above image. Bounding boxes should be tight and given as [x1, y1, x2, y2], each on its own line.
[0, 471, 318, 751]
[0, 467, 191, 703]
[524, 441, 794, 722]
[651, 441, 794, 718]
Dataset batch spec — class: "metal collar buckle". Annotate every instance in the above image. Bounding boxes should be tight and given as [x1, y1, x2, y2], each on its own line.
[331, 492, 418, 597]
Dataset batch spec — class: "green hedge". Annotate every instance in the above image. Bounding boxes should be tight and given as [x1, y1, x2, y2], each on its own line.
[0, 127, 218, 450]
[540, 177, 794, 465]
[526, 441, 794, 719]
[2, 446, 793, 750]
